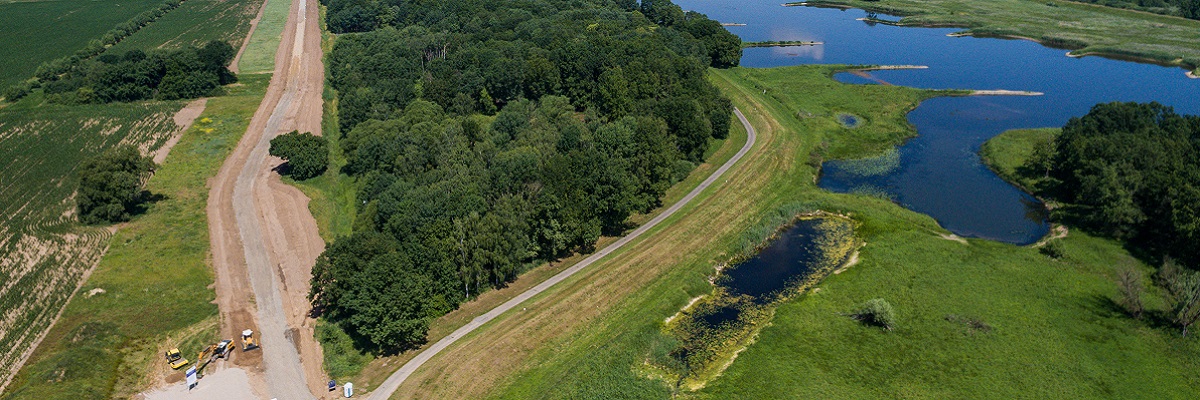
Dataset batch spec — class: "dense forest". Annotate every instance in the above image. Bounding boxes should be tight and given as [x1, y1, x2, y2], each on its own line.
[35, 41, 237, 104]
[1045, 102, 1199, 267]
[311, 0, 742, 352]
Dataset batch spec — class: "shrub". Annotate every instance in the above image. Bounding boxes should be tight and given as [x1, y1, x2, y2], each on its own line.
[269, 131, 329, 180]
[852, 298, 896, 330]
[1040, 240, 1065, 259]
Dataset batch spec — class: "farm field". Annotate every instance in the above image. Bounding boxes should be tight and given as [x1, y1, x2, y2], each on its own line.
[0, 0, 164, 89]
[801, 0, 1200, 74]
[106, 0, 264, 53]
[1, 74, 271, 399]
[378, 65, 1199, 398]
[0, 97, 184, 392]
[0, 0, 270, 394]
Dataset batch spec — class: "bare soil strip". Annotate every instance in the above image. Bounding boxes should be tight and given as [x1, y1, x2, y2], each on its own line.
[365, 108, 759, 400]
[203, 0, 325, 397]
[154, 98, 208, 164]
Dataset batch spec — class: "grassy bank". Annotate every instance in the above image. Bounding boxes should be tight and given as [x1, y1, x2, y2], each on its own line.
[797, 0, 1200, 74]
[2, 74, 270, 400]
[979, 127, 1061, 193]
[379, 65, 1198, 398]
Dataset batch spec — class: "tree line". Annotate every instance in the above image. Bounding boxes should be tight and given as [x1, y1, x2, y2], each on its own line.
[1043, 102, 1199, 268]
[311, 0, 741, 352]
[38, 41, 237, 104]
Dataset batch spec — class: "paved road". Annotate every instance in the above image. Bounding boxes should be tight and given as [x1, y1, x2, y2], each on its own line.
[367, 108, 758, 399]
[229, 0, 316, 398]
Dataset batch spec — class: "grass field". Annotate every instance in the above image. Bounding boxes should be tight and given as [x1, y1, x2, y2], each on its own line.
[0, 97, 184, 391]
[106, 0, 264, 53]
[1, 74, 270, 400]
[801, 0, 1200, 74]
[238, 0, 291, 73]
[372, 65, 1199, 398]
[0, 0, 164, 88]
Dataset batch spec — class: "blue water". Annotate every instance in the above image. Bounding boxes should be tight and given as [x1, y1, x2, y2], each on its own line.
[677, 1, 1200, 244]
[720, 219, 827, 302]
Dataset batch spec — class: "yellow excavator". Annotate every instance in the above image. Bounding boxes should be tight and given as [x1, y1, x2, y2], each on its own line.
[165, 348, 189, 369]
[196, 344, 218, 374]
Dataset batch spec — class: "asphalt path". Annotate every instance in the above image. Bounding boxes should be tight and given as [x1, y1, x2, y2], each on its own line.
[367, 108, 758, 399]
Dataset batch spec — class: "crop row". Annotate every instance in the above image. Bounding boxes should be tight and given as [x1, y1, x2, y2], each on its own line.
[0, 100, 181, 390]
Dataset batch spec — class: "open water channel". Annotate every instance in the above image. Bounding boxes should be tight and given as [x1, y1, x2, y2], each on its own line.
[678, 0, 1200, 245]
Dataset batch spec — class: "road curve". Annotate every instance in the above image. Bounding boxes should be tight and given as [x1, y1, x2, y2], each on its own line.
[367, 108, 758, 399]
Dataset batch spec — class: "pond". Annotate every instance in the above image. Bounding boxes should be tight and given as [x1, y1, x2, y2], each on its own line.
[719, 218, 833, 303]
[676, 0, 1200, 244]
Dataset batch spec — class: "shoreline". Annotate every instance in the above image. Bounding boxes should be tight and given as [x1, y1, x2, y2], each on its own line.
[789, 2, 1200, 76]
[742, 41, 823, 48]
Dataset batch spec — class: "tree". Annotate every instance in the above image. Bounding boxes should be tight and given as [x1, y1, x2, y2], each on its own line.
[1115, 264, 1144, 320]
[1024, 136, 1055, 179]
[270, 131, 329, 180]
[1180, 0, 1200, 20]
[75, 145, 156, 224]
[1157, 259, 1200, 336]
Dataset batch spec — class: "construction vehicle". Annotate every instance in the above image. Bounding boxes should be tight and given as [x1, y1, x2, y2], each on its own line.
[215, 339, 234, 358]
[241, 329, 259, 351]
[196, 343, 218, 374]
[165, 348, 189, 369]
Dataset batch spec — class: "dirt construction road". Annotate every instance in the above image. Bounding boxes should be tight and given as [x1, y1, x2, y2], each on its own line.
[366, 108, 757, 399]
[205, 0, 326, 397]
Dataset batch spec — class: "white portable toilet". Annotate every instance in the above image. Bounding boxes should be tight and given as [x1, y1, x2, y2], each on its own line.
[344, 382, 353, 398]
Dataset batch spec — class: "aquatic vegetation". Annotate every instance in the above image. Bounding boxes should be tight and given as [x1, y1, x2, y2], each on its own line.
[830, 147, 900, 177]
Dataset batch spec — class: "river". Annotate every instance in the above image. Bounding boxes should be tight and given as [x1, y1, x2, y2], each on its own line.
[677, 0, 1200, 244]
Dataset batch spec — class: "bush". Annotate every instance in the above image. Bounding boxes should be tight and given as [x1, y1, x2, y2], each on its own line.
[269, 131, 329, 180]
[1040, 240, 1065, 259]
[75, 145, 156, 224]
[852, 298, 896, 330]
